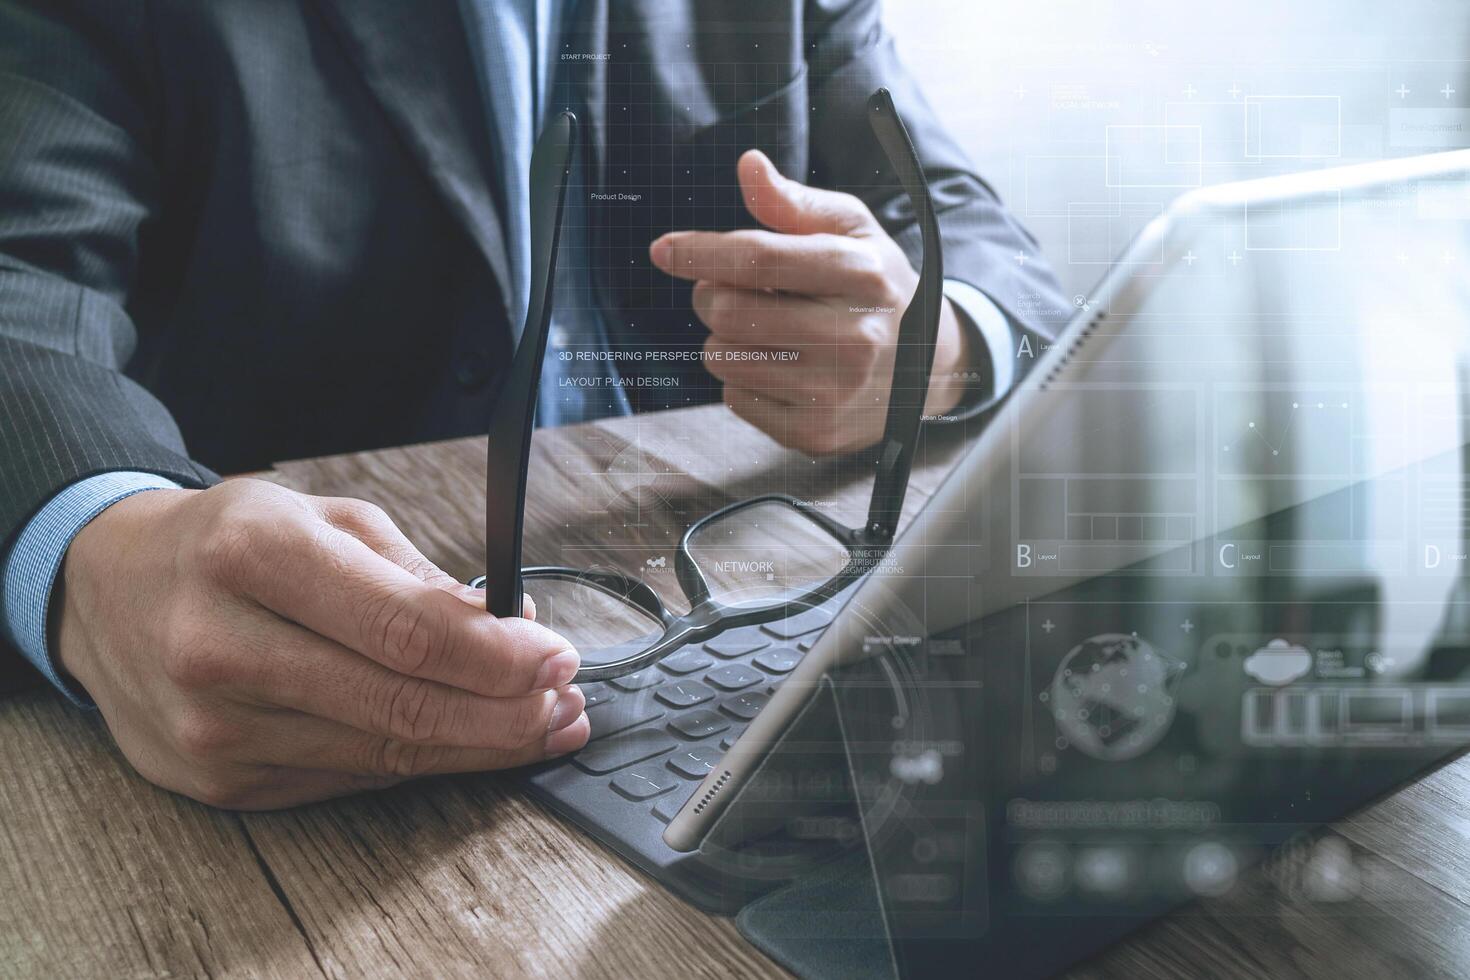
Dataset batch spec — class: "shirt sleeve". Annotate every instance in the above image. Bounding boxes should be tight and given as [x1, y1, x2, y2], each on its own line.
[932, 279, 1019, 423]
[2, 472, 182, 707]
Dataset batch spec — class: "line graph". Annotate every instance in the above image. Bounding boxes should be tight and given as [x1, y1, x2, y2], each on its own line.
[1216, 391, 1355, 477]
[1220, 399, 1351, 460]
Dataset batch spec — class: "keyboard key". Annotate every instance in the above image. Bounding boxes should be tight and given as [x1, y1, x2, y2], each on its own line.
[722, 690, 770, 721]
[704, 633, 771, 659]
[653, 789, 693, 823]
[573, 728, 678, 775]
[581, 684, 615, 708]
[706, 664, 763, 691]
[667, 744, 724, 778]
[609, 670, 663, 691]
[761, 606, 834, 640]
[655, 680, 716, 708]
[611, 764, 678, 801]
[657, 649, 714, 675]
[754, 647, 802, 674]
[669, 708, 730, 740]
[586, 699, 664, 741]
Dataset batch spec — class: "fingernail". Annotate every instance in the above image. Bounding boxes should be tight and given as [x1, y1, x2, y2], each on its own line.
[650, 236, 671, 269]
[535, 649, 580, 689]
[545, 713, 590, 755]
[746, 148, 778, 177]
[547, 685, 586, 733]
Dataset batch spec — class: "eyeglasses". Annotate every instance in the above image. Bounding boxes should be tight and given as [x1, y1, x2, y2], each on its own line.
[473, 89, 943, 682]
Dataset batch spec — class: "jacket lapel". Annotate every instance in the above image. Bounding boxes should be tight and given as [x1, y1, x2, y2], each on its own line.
[310, 0, 513, 306]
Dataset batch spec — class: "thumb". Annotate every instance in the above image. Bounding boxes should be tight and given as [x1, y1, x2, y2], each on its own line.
[737, 148, 876, 237]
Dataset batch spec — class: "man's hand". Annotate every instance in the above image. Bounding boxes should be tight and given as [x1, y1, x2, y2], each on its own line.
[54, 479, 589, 809]
[650, 149, 975, 455]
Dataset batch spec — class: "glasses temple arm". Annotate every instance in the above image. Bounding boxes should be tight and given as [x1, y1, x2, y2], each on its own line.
[483, 111, 577, 617]
[862, 88, 944, 543]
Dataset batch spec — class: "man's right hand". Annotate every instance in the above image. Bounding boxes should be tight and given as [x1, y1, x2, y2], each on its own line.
[53, 479, 589, 809]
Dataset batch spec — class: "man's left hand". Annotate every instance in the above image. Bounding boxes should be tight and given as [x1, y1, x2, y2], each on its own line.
[650, 149, 975, 455]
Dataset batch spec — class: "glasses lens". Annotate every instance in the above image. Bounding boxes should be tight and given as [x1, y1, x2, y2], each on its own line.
[686, 500, 851, 609]
[522, 571, 665, 668]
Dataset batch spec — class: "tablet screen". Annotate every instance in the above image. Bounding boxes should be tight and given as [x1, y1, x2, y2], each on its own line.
[832, 163, 1470, 977]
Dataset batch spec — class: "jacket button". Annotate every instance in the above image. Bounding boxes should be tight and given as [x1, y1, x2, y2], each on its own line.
[454, 351, 491, 389]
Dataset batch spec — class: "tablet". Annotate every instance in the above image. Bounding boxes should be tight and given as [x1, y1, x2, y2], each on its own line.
[665, 143, 1470, 961]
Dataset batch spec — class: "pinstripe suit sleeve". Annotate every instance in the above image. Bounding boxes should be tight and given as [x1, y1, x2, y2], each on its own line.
[803, 0, 1070, 413]
[0, 3, 218, 692]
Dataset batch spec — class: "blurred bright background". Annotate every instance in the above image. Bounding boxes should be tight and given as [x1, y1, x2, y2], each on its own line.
[884, 1, 1470, 296]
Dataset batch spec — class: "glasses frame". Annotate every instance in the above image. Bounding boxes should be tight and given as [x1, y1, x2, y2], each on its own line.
[477, 89, 944, 682]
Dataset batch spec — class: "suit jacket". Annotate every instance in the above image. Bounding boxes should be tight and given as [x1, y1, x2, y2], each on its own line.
[0, 0, 1067, 690]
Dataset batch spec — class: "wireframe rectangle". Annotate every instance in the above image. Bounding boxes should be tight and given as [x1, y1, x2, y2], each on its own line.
[1164, 100, 1249, 163]
[1104, 125, 1202, 188]
[1390, 108, 1470, 150]
[1244, 191, 1341, 251]
[1066, 201, 1164, 266]
[1058, 543, 1192, 573]
[1340, 690, 1412, 737]
[1245, 96, 1341, 159]
[1065, 477, 1195, 514]
[1267, 542, 1371, 572]
[1427, 689, 1470, 739]
[1415, 177, 1470, 219]
[1024, 156, 1106, 217]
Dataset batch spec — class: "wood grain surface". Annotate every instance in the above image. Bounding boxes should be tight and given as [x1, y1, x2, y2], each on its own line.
[4, 403, 1470, 979]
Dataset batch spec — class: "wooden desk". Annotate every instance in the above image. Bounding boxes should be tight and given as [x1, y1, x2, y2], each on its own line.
[4, 404, 1470, 978]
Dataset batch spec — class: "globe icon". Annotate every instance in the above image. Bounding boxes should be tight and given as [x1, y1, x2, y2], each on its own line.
[1048, 633, 1180, 762]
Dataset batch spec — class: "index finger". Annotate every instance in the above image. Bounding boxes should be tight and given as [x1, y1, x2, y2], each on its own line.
[319, 496, 537, 617]
[212, 510, 579, 697]
[651, 229, 880, 295]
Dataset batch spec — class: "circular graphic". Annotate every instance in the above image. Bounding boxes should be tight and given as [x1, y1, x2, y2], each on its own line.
[1049, 633, 1180, 762]
[603, 443, 675, 503]
[1075, 845, 1134, 897]
[1014, 841, 1070, 901]
[1182, 840, 1238, 897]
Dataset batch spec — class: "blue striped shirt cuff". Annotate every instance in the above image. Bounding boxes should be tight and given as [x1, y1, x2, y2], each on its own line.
[943, 278, 1017, 416]
[2, 472, 182, 707]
